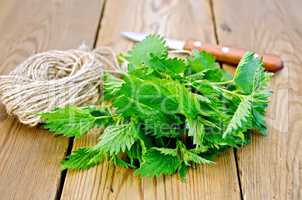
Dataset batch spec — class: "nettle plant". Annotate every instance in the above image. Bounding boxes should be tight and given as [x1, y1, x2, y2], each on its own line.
[41, 35, 272, 180]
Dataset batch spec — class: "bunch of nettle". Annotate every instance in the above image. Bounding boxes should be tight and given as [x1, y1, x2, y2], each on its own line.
[42, 35, 272, 180]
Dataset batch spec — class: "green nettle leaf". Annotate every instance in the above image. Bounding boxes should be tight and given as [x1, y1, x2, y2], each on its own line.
[183, 150, 214, 165]
[177, 141, 213, 165]
[204, 133, 244, 149]
[127, 142, 144, 166]
[160, 79, 201, 118]
[178, 163, 189, 181]
[41, 106, 101, 137]
[61, 147, 106, 170]
[187, 118, 205, 146]
[97, 123, 138, 155]
[149, 55, 186, 74]
[223, 96, 252, 137]
[234, 52, 264, 94]
[41, 35, 274, 180]
[187, 50, 223, 81]
[251, 89, 272, 135]
[135, 149, 181, 177]
[152, 147, 178, 157]
[103, 73, 124, 100]
[188, 50, 217, 72]
[113, 75, 176, 117]
[127, 35, 168, 66]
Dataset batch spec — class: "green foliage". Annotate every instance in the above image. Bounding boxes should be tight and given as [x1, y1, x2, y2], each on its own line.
[251, 90, 272, 135]
[41, 35, 273, 180]
[41, 106, 111, 137]
[177, 141, 213, 165]
[178, 163, 188, 181]
[134, 149, 180, 177]
[97, 123, 138, 155]
[187, 117, 205, 146]
[223, 96, 252, 137]
[149, 55, 186, 74]
[234, 52, 264, 94]
[103, 73, 124, 100]
[61, 147, 106, 170]
[127, 35, 167, 67]
[187, 50, 223, 81]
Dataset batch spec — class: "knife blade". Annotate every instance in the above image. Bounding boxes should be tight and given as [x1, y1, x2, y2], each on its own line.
[121, 31, 283, 72]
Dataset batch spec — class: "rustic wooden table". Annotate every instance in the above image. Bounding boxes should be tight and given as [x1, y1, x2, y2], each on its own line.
[0, 0, 300, 199]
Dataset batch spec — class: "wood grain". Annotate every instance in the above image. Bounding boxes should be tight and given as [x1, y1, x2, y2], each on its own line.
[0, 0, 103, 199]
[213, 0, 301, 199]
[61, 0, 241, 199]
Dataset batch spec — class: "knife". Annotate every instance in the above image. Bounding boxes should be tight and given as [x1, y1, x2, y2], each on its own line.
[121, 32, 283, 72]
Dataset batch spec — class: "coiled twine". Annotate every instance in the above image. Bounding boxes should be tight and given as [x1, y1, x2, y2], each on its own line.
[0, 46, 123, 126]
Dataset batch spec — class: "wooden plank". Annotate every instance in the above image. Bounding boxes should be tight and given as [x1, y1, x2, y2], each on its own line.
[213, 0, 301, 199]
[61, 0, 241, 199]
[0, 0, 103, 199]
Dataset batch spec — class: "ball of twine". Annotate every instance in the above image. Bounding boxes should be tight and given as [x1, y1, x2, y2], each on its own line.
[0, 45, 124, 126]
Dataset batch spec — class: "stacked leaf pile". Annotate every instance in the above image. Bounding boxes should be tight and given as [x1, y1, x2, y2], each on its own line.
[41, 35, 272, 180]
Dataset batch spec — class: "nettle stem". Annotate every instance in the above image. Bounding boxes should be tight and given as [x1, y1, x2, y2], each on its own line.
[211, 79, 233, 85]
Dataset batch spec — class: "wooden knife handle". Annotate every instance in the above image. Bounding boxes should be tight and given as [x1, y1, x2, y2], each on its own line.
[184, 40, 283, 72]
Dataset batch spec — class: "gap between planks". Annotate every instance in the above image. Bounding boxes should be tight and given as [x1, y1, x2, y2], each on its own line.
[54, 1, 109, 199]
[55, 138, 74, 200]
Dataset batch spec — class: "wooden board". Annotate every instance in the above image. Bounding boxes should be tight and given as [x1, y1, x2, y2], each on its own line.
[0, 0, 103, 199]
[61, 0, 241, 199]
[213, 0, 301, 199]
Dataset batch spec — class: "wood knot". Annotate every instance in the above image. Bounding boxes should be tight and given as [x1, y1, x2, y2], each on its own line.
[220, 23, 232, 33]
